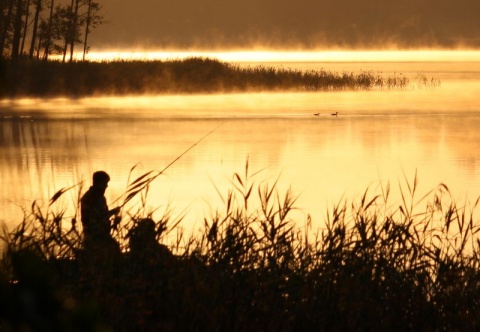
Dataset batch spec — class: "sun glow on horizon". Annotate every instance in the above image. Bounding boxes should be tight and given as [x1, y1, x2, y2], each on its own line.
[78, 49, 480, 63]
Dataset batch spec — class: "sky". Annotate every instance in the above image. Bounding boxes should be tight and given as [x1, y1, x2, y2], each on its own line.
[90, 0, 480, 50]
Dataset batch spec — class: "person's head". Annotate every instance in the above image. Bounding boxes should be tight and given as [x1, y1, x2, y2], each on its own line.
[129, 218, 157, 252]
[92, 171, 110, 192]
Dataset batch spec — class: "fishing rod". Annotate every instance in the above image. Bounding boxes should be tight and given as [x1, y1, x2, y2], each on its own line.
[159, 121, 224, 175]
[115, 121, 225, 208]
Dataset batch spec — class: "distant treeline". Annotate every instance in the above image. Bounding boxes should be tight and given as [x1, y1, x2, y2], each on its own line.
[0, 57, 425, 98]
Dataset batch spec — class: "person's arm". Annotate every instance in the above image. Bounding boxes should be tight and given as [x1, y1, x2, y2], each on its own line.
[108, 206, 121, 217]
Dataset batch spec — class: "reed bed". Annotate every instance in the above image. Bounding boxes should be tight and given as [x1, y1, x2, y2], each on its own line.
[1, 164, 479, 331]
[0, 57, 433, 98]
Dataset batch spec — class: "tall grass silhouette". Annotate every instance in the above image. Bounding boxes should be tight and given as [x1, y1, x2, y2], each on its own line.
[1, 57, 435, 98]
[1, 162, 480, 330]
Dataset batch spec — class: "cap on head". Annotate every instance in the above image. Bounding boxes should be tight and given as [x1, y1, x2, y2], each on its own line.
[92, 171, 110, 186]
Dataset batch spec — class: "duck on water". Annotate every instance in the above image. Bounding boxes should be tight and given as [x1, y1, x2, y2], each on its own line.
[313, 112, 339, 116]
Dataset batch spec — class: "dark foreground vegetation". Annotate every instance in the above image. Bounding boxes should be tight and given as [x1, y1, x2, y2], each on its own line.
[1, 165, 480, 331]
[0, 57, 439, 98]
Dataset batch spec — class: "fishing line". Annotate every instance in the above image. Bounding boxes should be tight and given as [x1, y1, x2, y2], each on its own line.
[114, 120, 226, 208]
[159, 120, 225, 175]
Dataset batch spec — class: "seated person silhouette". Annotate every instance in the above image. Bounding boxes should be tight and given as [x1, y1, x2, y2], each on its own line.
[128, 218, 173, 268]
[80, 171, 121, 259]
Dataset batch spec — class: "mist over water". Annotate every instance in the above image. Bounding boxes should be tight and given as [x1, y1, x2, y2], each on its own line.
[1, 53, 480, 234]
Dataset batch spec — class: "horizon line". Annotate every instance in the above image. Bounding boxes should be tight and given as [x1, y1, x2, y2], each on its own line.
[63, 49, 480, 63]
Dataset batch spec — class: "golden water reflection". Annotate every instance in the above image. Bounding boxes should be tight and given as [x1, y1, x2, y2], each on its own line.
[2, 106, 480, 234]
[2, 58, 480, 235]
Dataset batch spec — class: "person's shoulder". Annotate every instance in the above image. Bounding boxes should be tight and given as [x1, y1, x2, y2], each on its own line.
[81, 187, 95, 202]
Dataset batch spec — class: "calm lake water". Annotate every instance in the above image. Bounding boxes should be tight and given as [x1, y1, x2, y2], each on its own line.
[2, 53, 480, 236]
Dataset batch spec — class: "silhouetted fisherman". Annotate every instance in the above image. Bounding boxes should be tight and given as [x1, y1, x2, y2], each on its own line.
[128, 218, 173, 269]
[80, 171, 121, 258]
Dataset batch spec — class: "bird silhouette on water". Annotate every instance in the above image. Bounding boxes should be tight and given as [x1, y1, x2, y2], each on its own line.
[313, 112, 339, 116]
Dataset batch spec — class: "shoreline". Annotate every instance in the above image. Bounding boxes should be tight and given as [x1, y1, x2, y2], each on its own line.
[0, 57, 424, 99]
